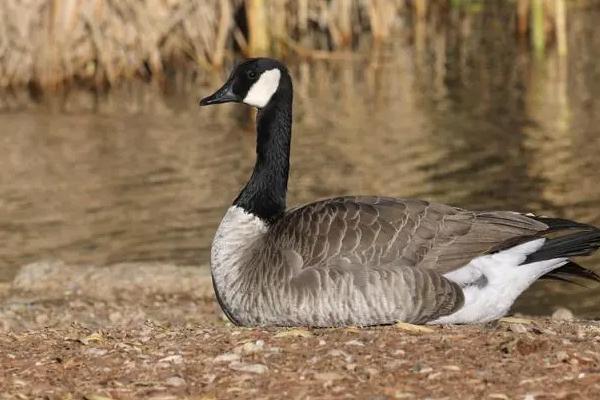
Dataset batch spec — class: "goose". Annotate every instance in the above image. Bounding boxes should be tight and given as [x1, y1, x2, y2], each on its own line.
[199, 58, 600, 327]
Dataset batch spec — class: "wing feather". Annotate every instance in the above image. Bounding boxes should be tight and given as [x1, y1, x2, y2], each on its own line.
[273, 196, 549, 274]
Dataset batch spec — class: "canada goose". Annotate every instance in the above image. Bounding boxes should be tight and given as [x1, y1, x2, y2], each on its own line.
[199, 58, 600, 327]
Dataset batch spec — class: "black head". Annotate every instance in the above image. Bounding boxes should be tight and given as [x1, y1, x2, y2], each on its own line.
[199, 58, 289, 109]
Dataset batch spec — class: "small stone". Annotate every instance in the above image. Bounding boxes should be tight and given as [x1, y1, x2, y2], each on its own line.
[488, 394, 509, 400]
[238, 340, 265, 354]
[158, 354, 183, 365]
[85, 348, 108, 357]
[345, 363, 357, 371]
[165, 376, 186, 387]
[427, 372, 442, 380]
[213, 353, 240, 363]
[314, 372, 343, 382]
[327, 349, 352, 363]
[556, 351, 570, 362]
[442, 365, 461, 371]
[345, 339, 364, 347]
[108, 312, 122, 323]
[365, 367, 379, 377]
[508, 323, 529, 334]
[552, 307, 574, 321]
[228, 361, 268, 374]
[392, 392, 415, 399]
[386, 359, 408, 369]
[318, 340, 326, 346]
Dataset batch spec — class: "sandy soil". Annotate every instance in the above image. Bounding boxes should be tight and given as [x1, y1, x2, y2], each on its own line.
[1, 262, 600, 399]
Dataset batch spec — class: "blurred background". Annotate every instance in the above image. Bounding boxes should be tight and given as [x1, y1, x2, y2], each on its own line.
[1, 0, 600, 316]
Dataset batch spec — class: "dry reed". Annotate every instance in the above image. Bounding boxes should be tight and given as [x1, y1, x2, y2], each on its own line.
[0, 0, 581, 89]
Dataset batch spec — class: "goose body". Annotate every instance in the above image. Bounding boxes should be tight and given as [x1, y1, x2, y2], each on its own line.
[200, 58, 600, 327]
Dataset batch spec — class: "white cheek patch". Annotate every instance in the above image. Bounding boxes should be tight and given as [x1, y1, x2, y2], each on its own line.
[243, 69, 281, 108]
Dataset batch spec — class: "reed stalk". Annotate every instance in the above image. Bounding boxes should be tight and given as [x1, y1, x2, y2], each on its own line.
[530, 0, 546, 56]
[245, 0, 269, 56]
[0, 0, 580, 89]
[554, 0, 568, 56]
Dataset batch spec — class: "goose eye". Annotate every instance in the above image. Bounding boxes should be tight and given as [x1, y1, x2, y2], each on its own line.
[247, 70, 257, 80]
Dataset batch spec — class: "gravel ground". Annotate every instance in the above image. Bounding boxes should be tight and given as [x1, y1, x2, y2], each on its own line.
[1, 262, 600, 399]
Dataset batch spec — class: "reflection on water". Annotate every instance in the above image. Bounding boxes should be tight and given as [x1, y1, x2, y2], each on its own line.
[1, 3, 600, 316]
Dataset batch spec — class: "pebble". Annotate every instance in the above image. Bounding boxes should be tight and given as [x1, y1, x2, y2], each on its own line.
[237, 340, 265, 354]
[345, 363, 357, 371]
[386, 360, 408, 369]
[85, 348, 108, 357]
[165, 376, 186, 387]
[552, 307, 575, 321]
[442, 365, 461, 371]
[556, 350, 570, 362]
[427, 372, 442, 380]
[158, 354, 183, 365]
[345, 339, 364, 347]
[213, 352, 240, 363]
[508, 323, 529, 334]
[392, 393, 415, 399]
[228, 361, 268, 374]
[327, 349, 352, 363]
[314, 372, 343, 382]
[108, 312, 122, 323]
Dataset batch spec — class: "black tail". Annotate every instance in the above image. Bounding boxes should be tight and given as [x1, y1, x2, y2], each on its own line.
[524, 218, 600, 284]
[525, 230, 600, 264]
[542, 261, 600, 285]
[533, 216, 598, 232]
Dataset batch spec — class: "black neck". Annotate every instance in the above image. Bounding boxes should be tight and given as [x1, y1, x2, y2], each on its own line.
[234, 79, 293, 223]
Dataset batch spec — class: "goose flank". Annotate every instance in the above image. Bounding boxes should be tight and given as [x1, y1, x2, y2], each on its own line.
[199, 58, 600, 327]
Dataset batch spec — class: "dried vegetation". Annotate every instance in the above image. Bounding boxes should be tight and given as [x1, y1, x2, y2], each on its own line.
[0, 0, 575, 89]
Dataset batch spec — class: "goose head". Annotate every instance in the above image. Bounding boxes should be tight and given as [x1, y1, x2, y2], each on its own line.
[199, 58, 290, 109]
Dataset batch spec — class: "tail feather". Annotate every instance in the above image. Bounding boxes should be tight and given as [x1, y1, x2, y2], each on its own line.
[521, 218, 600, 284]
[541, 261, 600, 285]
[524, 230, 600, 264]
[533, 216, 598, 232]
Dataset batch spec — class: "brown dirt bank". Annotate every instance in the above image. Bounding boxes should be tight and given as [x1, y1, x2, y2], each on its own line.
[2, 263, 600, 399]
[2, 315, 600, 399]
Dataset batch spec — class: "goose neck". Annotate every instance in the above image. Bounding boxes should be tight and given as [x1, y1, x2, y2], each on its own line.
[234, 89, 293, 223]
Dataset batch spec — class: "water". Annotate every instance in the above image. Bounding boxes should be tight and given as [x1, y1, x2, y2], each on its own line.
[2, 4, 600, 316]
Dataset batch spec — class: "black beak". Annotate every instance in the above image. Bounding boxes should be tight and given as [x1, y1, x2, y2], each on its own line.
[199, 79, 239, 106]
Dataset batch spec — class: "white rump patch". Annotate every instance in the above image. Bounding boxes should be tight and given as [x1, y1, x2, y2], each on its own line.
[243, 69, 281, 108]
[429, 238, 568, 324]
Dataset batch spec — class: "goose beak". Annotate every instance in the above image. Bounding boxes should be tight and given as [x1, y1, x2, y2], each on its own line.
[199, 80, 239, 106]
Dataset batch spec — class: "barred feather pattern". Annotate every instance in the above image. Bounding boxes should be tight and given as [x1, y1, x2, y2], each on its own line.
[211, 196, 557, 327]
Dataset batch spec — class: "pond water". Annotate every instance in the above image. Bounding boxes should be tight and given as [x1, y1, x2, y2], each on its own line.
[1, 4, 600, 316]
